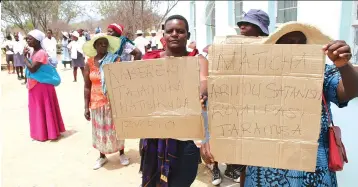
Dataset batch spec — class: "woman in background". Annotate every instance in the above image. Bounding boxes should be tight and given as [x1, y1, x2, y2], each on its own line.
[68, 31, 85, 82]
[83, 34, 130, 170]
[24, 29, 65, 141]
[61, 31, 72, 69]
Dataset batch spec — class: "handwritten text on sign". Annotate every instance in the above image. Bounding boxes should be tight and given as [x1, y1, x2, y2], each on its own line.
[208, 44, 325, 172]
[103, 57, 203, 139]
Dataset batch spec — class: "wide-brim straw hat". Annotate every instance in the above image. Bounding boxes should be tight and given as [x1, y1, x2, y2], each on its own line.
[262, 21, 332, 44]
[61, 31, 69, 38]
[82, 34, 121, 57]
[136, 30, 144, 35]
[71, 31, 80, 38]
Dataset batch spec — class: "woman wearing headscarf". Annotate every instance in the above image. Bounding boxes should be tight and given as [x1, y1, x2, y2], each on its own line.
[24, 29, 65, 141]
[61, 31, 72, 69]
[107, 23, 142, 61]
[83, 34, 130, 170]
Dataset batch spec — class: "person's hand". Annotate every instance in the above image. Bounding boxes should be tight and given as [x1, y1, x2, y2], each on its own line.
[188, 41, 196, 50]
[200, 94, 208, 111]
[200, 142, 214, 163]
[322, 40, 352, 68]
[84, 109, 91, 121]
[23, 48, 30, 55]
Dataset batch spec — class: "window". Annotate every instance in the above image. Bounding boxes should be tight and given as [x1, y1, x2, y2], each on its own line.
[234, 1, 244, 24]
[352, 27, 358, 64]
[206, 1, 215, 42]
[276, 1, 297, 23]
[190, 1, 197, 41]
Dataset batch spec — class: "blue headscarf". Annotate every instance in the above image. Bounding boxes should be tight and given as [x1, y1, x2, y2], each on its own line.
[99, 52, 120, 95]
[114, 36, 135, 56]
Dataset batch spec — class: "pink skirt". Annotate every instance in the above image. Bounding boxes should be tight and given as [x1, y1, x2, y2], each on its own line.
[28, 83, 65, 141]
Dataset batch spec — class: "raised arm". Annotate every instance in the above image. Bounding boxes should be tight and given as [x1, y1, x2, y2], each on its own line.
[324, 40, 358, 103]
[84, 62, 92, 121]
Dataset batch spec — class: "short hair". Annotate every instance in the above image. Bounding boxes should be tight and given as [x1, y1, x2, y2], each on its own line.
[164, 15, 189, 33]
[47, 29, 53, 33]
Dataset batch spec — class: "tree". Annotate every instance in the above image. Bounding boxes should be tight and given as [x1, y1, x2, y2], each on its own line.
[96, 0, 178, 36]
[1, 0, 83, 33]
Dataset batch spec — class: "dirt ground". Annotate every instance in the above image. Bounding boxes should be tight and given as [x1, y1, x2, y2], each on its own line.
[0, 62, 240, 187]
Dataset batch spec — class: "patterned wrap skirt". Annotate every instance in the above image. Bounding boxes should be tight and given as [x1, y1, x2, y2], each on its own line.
[91, 103, 124, 154]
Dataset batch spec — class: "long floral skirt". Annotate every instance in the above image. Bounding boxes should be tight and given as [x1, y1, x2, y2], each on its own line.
[91, 104, 124, 154]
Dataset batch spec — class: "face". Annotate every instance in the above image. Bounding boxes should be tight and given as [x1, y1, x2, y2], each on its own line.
[151, 33, 156, 37]
[94, 38, 109, 55]
[14, 34, 19, 41]
[63, 35, 67, 39]
[164, 19, 189, 50]
[239, 22, 261, 37]
[26, 35, 38, 48]
[78, 30, 83, 36]
[276, 31, 307, 44]
[71, 35, 78, 41]
[107, 28, 120, 37]
[47, 31, 52, 38]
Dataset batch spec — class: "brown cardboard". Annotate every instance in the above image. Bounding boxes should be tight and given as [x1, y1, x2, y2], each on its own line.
[208, 44, 325, 172]
[103, 56, 204, 139]
[213, 35, 265, 44]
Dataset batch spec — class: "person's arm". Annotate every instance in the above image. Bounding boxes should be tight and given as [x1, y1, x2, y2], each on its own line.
[336, 63, 358, 102]
[24, 57, 42, 73]
[23, 49, 45, 73]
[131, 48, 142, 60]
[323, 40, 358, 103]
[125, 42, 142, 60]
[84, 62, 92, 121]
[199, 55, 209, 97]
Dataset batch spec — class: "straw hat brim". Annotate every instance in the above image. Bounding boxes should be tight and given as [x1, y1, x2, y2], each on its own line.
[82, 35, 121, 57]
[261, 21, 333, 45]
[61, 32, 69, 38]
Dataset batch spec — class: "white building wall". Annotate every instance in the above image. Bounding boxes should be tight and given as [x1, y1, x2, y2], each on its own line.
[190, 0, 342, 50]
[243, 1, 269, 13]
[297, 1, 341, 40]
[193, 1, 208, 53]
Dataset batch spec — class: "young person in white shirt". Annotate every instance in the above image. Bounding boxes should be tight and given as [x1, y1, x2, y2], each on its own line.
[67, 31, 85, 82]
[43, 29, 58, 67]
[133, 30, 150, 55]
[13, 33, 26, 80]
[2, 35, 15, 74]
[150, 30, 158, 50]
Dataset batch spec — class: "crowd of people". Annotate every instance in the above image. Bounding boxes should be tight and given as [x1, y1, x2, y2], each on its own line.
[2, 9, 358, 187]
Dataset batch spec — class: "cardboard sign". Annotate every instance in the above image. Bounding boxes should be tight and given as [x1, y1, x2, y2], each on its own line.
[103, 57, 204, 139]
[208, 44, 325, 172]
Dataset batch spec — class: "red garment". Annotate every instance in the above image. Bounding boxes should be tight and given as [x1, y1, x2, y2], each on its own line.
[142, 49, 199, 60]
[160, 37, 166, 49]
[108, 23, 124, 35]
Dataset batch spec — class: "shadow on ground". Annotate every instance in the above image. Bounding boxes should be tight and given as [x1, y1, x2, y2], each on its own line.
[103, 149, 141, 171]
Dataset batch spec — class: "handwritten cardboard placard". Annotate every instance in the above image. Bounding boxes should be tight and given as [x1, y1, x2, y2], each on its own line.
[208, 44, 325, 172]
[103, 57, 204, 139]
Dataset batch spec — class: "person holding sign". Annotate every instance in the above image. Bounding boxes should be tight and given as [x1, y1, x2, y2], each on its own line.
[140, 15, 209, 187]
[82, 34, 130, 170]
[200, 9, 271, 186]
[241, 22, 358, 187]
